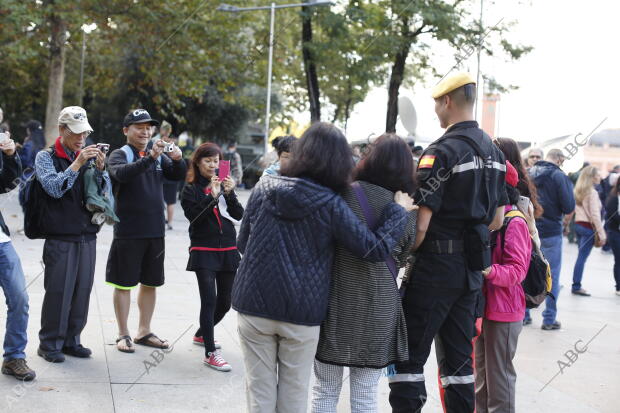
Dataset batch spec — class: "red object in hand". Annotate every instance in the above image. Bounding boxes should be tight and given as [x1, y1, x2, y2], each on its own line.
[218, 160, 230, 180]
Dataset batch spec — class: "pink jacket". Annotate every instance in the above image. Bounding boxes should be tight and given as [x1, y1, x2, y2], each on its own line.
[484, 205, 531, 322]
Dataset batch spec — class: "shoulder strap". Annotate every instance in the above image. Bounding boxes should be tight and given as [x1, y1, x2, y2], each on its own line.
[442, 128, 488, 159]
[351, 182, 399, 282]
[121, 145, 134, 163]
[499, 210, 527, 251]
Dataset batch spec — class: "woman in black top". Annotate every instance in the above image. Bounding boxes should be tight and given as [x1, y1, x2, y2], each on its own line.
[181, 143, 243, 372]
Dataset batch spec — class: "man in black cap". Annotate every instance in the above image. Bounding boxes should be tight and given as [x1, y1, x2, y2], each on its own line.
[106, 109, 186, 353]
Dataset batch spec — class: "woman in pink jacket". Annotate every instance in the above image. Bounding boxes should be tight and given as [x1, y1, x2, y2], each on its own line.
[475, 161, 531, 413]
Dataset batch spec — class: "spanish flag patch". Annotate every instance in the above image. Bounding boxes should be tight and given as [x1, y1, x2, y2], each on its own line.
[418, 155, 436, 169]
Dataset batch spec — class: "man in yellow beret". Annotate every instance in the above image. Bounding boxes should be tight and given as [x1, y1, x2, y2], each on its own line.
[389, 73, 509, 413]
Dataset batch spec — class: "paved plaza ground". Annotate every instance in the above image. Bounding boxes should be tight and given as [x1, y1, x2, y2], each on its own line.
[0, 189, 619, 412]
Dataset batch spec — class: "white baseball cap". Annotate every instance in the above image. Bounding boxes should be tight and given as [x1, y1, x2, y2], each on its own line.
[58, 106, 93, 134]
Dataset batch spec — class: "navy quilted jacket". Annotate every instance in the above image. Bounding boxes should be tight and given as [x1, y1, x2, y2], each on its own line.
[232, 175, 408, 326]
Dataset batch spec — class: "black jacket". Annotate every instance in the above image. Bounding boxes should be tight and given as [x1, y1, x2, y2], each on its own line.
[38, 146, 100, 241]
[0, 152, 22, 237]
[232, 175, 408, 326]
[181, 176, 244, 247]
[108, 145, 187, 239]
[606, 193, 620, 232]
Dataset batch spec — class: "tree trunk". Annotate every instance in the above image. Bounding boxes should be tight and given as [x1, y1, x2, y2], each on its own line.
[301, 6, 321, 123]
[44, 12, 67, 144]
[385, 44, 410, 133]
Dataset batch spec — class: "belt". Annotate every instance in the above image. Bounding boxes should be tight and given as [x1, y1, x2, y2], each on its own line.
[418, 239, 464, 254]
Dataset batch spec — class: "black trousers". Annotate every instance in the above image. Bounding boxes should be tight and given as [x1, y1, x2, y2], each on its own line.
[39, 239, 96, 352]
[389, 285, 478, 413]
[194, 269, 235, 354]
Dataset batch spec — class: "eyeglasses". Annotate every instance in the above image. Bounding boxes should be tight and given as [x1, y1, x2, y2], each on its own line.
[528, 155, 541, 160]
[65, 126, 91, 138]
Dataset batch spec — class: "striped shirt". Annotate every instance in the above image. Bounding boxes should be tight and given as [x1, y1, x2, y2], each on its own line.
[315, 181, 417, 368]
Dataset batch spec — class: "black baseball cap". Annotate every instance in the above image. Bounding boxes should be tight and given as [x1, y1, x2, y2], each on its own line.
[123, 109, 160, 127]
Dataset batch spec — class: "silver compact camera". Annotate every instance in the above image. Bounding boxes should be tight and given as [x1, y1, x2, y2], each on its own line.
[163, 142, 175, 153]
[96, 143, 110, 154]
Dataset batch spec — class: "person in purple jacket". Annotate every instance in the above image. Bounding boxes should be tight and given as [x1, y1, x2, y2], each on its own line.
[476, 161, 531, 413]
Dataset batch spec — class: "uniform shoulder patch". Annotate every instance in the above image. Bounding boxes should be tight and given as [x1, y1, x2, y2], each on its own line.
[418, 155, 436, 169]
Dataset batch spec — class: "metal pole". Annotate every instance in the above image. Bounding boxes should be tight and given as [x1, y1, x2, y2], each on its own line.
[264, 3, 275, 156]
[79, 29, 86, 107]
[474, 0, 483, 121]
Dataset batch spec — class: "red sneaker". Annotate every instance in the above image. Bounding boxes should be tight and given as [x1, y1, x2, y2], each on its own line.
[193, 337, 221, 349]
[204, 351, 231, 372]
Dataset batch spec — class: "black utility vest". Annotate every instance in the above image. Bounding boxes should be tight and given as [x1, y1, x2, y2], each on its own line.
[40, 148, 100, 241]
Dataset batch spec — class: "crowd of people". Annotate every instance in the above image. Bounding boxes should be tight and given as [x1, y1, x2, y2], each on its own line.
[0, 71, 618, 413]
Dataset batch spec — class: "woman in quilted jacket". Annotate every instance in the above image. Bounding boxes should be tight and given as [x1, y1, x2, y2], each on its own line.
[233, 122, 416, 413]
[475, 161, 530, 413]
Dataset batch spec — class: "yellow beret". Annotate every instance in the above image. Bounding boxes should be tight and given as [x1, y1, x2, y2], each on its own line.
[431, 72, 476, 99]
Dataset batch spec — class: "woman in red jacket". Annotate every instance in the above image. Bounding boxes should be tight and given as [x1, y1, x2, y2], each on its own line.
[475, 161, 530, 413]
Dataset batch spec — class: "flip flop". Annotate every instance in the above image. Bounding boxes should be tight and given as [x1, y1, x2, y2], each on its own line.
[134, 333, 169, 349]
[116, 335, 135, 353]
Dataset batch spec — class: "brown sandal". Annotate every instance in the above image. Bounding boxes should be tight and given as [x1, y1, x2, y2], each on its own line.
[134, 333, 169, 349]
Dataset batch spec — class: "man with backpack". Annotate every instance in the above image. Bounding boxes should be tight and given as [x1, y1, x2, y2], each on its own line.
[527, 149, 575, 330]
[33, 106, 109, 363]
[106, 109, 186, 353]
[0, 131, 36, 380]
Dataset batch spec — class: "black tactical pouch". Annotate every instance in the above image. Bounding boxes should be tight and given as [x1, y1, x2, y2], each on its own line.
[464, 223, 491, 271]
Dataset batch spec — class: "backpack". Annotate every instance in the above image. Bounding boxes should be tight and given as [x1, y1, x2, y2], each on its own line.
[22, 148, 52, 239]
[494, 209, 553, 309]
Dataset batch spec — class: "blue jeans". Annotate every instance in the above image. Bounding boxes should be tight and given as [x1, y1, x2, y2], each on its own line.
[526, 235, 563, 325]
[0, 242, 29, 360]
[608, 230, 620, 291]
[572, 225, 595, 291]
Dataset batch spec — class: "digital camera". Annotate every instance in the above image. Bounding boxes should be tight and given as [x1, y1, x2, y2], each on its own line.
[163, 142, 175, 153]
[96, 143, 110, 154]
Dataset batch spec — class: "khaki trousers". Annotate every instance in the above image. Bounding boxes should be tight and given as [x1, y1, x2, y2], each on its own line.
[238, 313, 320, 413]
[474, 319, 523, 413]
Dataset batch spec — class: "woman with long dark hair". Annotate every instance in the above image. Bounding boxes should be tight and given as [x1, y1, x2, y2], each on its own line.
[494, 138, 543, 326]
[233, 122, 415, 412]
[312, 134, 417, 413]
[181, 143, 243, 371]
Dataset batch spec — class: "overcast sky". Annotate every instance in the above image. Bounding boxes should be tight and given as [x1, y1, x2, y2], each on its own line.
[343, 0, 619, 146]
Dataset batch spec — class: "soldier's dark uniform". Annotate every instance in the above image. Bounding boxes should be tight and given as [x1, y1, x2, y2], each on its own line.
[389, 120, 508, 413]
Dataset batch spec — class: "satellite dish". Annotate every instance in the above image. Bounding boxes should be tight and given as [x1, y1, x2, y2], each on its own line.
[398, 96, 417, 135]
[398, 96, 417, 136]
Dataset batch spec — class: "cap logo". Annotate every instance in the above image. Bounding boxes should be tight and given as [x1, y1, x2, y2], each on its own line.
[133, 109, 149, 117]
[73, 112, 86, 121]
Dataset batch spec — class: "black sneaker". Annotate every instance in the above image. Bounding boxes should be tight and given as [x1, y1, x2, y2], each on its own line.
[523, 318, 532, 326]
[62, 345, 92, 358]
[541, 321, 562, 331]
[37, 348, 65, 363]
[2, 358, 36, 381]
[572, 289, 591, 296]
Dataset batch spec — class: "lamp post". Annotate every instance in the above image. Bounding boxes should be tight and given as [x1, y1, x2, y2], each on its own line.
[78, 23, 97, 107]
[217, 0, 334, 156]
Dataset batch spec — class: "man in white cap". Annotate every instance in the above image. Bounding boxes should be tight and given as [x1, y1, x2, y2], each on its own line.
[34, 106, 109, 363]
